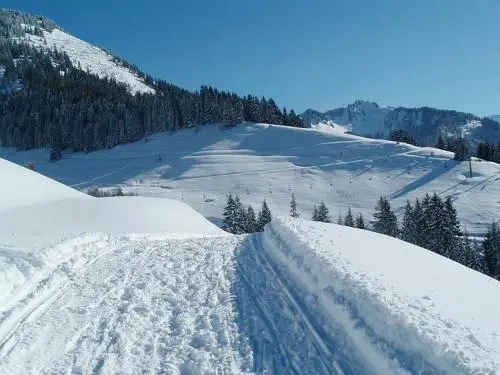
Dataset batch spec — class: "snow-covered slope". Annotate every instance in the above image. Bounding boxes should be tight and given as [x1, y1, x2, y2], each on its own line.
[1, 154, 499, 374]
[21, 27, 154, 95]
[0, 158, 87, 211]
[3, 123, 499, 235]
[256, 218, 500, 374]
[0, 158, 222, 250]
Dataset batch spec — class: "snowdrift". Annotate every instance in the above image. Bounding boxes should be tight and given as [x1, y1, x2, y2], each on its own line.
[263, 218, 500, 374]
[0, 157, 223, 250]
[0, 158, 88, 211]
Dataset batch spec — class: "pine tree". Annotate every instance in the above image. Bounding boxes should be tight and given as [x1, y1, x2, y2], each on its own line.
[245, 205, 257, 233]
[401, 200, 418, 244]
[312, 205, 319, 221]
[483, 222, 500, 279]
[355, 213, 365, 229]
[312, 201, 331, 223]
[222, 193, 237, 233]
[434, 136, 446, 150]
[257, 200, 272, 232]
[443, 196, 461, 257]
[372, 196, 399, 237]
[344, 208, 354, 227]
[337, 214, 343, 225]
[290, 193, 299, 218]
[233, 195, 247, 234]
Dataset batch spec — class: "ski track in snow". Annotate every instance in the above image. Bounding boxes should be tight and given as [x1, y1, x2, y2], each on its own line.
[0, 235, 250, 375]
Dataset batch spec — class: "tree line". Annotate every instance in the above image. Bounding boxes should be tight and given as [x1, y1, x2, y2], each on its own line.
[222, 191, 500, 281]
[311, 193, 499, 281]
[0, 21, 304, 154]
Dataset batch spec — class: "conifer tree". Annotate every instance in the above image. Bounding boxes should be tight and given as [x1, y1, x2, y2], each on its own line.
[290, 193, 299, 218]
[245, 205, 257, 233]
[222, 193, 237, 233]
[401, 200, 418, 244]
[337, 214, 343, 225]
[483, 222, 500, 279]
[312, 205, 319, 221]
[312, 201, 331, 223]
[257, 200, 272, 232]
[372, 196, 399, 237]
[344, 208, 354, 227]
[355, 213, 365, 229]
[233, 195, 247, 234]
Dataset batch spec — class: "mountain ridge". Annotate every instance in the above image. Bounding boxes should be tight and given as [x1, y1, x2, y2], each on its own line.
[0, 8, 304, 154]
[301, 100, 500, 146]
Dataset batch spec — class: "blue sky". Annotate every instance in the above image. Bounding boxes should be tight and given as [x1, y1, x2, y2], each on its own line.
[4, 1, 500, 115]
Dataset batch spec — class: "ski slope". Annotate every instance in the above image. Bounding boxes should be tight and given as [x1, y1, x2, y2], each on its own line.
[3, 123, 499, 235]
[21, 27, 154, 95]
[0, 159, 499, 374]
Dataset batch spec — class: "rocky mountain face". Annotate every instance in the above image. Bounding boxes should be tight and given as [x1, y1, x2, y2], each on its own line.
[302, 100, 500, 146]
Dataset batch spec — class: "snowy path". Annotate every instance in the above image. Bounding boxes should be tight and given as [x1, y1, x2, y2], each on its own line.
[236, 235, 358, 375]
[0, 235, 250, 375]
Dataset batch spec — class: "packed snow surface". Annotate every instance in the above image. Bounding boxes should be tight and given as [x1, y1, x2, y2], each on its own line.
[3, 123, 500, 235]
[22, 28, 154, 95]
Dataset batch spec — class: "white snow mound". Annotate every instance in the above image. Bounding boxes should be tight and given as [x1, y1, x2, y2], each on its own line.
[0, 158, 88, 211]
[264, 218, 500, 374]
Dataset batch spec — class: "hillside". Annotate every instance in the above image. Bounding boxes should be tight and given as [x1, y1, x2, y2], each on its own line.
[3, 122, 499, 237]
[0, 159, 498, 373]
[302, 100, 500, 146]
[0, 9, 303, 153]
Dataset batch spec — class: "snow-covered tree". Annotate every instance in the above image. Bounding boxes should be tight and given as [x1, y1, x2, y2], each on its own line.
[483, 222, 500, 279]
[257, 200, 272, 232]
[337, 214, 343, 225]
[401, 201, 418, 244]
[356, 213, 365, 229]
[312, 201, 331, 223]
[245, 205, 257, 233]
[290, 193, 299, 218]
[344, 208, 354, 227]
[372, 196, 398, 237]
[222, 194, 246, 234]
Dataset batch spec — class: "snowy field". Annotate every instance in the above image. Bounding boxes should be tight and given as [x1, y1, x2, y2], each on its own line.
[0, 159, 499, 373]
[2, 123, 500, 236]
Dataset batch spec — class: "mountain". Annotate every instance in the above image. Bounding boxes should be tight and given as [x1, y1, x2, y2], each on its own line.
[489, 115, 500, 123]
[0, 9, 303, 153]
[1, 159, 498, 374]
[302, 100, 500, 146]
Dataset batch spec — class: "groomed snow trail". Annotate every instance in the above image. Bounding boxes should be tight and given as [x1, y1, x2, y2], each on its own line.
[236, 235, 360, 375]
[0, 235, 252, 375]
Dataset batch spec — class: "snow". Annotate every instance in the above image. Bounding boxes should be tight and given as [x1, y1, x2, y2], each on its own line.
[0, 234, 250, 374]
[263, 218, 500, 374]
[3, 122, 499, 236]
[0, 158, 87, 211]
[1, 153, 499, 373]
[22, 28, 154, 95]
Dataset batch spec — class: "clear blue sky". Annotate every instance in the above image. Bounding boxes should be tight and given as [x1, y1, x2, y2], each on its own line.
[4, 1, 500, 115]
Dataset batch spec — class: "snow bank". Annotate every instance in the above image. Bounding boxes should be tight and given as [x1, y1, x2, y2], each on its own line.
[0, 157, 223, 250]
[0, 158, 88, 211]
[264, 218, 500, 374]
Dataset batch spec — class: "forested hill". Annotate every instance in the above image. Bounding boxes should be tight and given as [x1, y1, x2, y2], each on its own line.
[0, 9, 304, 154]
